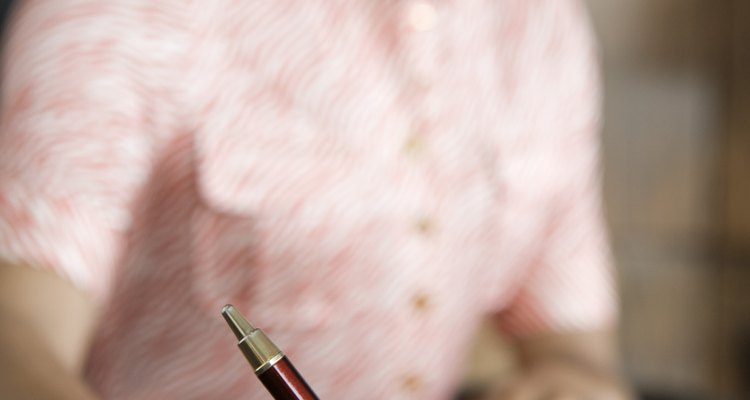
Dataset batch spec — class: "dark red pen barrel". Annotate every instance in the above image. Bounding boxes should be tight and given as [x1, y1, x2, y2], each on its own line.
[257, 356, 319, 400]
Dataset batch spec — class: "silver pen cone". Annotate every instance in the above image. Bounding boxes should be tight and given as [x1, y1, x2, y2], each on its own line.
[222, 304, 255, 340]
[221, 304, 284, 374]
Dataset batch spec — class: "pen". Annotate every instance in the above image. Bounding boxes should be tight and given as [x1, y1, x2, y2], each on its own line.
[222, 304, 320, 400]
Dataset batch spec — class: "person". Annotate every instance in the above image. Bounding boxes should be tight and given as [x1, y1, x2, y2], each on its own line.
[0, 1, 631, 398]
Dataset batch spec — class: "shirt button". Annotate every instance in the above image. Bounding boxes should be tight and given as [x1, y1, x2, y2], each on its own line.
[411, 292, 432, 312]
[400, 374, 424, 393]
[407, 2, 438, 32]
[415, 216, 434, 235]
[403, 134, 427, 157]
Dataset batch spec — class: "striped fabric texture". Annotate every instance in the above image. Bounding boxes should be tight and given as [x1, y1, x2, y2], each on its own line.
[0, 1, 615, 398]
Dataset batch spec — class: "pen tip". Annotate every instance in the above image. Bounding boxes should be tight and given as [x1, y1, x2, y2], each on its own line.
[221, 304, 255, 340]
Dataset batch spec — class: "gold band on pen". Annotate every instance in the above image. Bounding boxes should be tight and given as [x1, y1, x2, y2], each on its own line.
[237, 328, 285, 375]
[222, 305, 286, 375]
[255, 352, 285, 375]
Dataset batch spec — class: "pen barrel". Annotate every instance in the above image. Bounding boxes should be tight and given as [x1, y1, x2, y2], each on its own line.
[257, 356, 319, 400]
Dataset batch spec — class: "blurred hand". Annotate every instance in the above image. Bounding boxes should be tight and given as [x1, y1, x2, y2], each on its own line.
[482, 329, 633, 400]
[484, 360, 631, 400]
[0, 261, 98, 399]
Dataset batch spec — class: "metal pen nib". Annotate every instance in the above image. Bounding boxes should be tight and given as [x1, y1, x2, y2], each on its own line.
[222, 304, 255, 340]
[221, 304, 284, 374]
[221, 305, 319, 399]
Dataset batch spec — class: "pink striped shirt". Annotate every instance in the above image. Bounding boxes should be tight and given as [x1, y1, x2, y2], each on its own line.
[0, 1, 615, 398]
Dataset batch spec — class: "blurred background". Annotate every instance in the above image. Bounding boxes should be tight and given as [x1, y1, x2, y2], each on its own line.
[1, 1, 748, 399]
[593, 1, 749, 398]
[467, 1, 750, 399]
[599, 0, 750, 397]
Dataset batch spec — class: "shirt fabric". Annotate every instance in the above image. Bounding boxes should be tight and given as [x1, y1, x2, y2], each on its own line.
[0, 1, 615, 398]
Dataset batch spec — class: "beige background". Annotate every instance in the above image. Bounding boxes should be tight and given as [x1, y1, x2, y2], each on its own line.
[467, 1, 750, 398]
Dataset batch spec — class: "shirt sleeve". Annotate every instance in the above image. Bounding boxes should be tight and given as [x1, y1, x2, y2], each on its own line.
[495, 0, 617, 336]
[0, 1, 188, 303]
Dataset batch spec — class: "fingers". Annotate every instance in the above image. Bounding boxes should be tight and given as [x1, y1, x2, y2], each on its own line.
[485, 377, 536, 400]
[482, 367, 632, 400]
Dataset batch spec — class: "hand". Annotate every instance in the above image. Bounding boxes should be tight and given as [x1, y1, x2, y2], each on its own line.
[480, 329, 633, 400]
[485, 360, 632, 400]
[0, 262, 99, 399]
